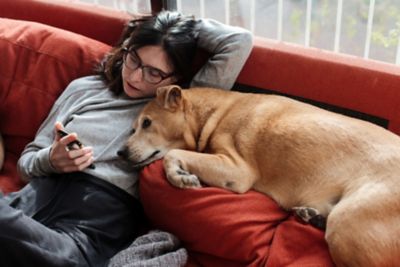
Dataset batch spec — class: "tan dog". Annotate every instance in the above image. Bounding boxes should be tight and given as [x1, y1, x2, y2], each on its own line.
[123, 85, 400, 267]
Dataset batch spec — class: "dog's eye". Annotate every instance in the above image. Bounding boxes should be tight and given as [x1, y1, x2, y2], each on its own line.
[130, 128, 136, 135]
[142, 118, 152, 129]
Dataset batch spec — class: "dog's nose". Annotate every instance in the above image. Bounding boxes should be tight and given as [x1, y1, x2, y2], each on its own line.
[117, 147, 129, 159]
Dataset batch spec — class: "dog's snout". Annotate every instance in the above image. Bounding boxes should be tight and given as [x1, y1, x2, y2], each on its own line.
[117, 146, 129, 158]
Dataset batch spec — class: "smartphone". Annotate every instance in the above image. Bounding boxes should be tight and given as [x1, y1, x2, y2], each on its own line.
[57, 129, 95, 169]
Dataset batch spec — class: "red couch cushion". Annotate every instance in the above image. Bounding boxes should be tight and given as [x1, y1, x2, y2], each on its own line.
[0, 0, 131, 46]
[0, 18, 111, 193]
[140, 160, 334, 267]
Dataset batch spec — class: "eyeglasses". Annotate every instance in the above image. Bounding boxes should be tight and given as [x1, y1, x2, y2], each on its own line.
[122, 47, 175, 84]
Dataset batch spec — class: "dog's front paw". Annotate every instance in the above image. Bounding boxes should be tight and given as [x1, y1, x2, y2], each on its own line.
[164, 157, 201, 189]
[175, 168, 201, 188]
[292, 206, 326, 230]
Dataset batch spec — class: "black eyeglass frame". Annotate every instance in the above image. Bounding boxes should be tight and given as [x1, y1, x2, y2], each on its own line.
[121, 47, 175, 84]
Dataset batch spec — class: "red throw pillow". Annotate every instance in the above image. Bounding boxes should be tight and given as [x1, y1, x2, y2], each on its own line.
[140, 160, 334, 267]
[0, 18, 111, 193]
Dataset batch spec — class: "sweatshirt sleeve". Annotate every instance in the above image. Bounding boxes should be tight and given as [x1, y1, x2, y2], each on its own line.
[190, 18, 253, 90]
[17, 78, 88, 182]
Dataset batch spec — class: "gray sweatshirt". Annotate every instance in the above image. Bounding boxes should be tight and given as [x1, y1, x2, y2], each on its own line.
[17, 18, 253, 197]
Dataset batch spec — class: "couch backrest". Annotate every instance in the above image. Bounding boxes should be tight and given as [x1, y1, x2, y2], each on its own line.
[236, 37, 400, 135]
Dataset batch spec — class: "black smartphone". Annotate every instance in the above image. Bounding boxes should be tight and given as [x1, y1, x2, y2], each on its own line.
[57, 129, 95, 169]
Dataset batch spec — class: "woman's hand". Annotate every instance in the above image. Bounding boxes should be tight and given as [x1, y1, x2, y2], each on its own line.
[49, 122, 94, 173]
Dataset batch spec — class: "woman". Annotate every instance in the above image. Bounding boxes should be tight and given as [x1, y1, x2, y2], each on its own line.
[0, 10, 252, 267]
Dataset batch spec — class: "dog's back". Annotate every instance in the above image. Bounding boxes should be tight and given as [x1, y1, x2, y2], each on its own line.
[190, 90, 400, 205]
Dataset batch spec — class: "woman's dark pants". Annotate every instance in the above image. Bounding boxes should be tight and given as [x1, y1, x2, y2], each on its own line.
[0, 172, 146, 267]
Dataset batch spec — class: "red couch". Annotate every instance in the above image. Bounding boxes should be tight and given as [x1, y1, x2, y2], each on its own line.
[1, 0, 400, 266]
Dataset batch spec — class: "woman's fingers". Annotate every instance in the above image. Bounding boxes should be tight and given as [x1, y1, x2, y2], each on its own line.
[63, 152, 94, 172]
[70, 150, 93, 166]
[50, 122, 95, 173]
[76, 155, 95, 171]
[59, 133, 80, 149]
[54, 122, 64, 142]
[68, 147, 93, 159]
[55, 150, 94, 172]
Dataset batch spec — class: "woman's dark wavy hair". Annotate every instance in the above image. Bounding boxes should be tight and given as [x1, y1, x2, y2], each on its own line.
[96, 11, 199, 94]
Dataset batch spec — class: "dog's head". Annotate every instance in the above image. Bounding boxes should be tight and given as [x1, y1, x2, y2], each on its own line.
[118, 85, 189, 168]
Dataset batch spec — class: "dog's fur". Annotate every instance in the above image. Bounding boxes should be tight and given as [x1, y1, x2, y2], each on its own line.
[123, 85, 400, 267]
[0, 133, 4, 171]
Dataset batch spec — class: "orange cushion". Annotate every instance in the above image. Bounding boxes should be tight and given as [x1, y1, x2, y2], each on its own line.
[0, 18, 111, 193]
[140, 160, 334, 267]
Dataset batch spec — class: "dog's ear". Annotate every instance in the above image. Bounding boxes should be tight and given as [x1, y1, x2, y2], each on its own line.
[156, 85, 183, 111]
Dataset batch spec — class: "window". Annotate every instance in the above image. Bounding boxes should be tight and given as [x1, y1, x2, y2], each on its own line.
[176, 0, 400, 65]
[78, 0, 152, 13]
[76, 0, 400, 65]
